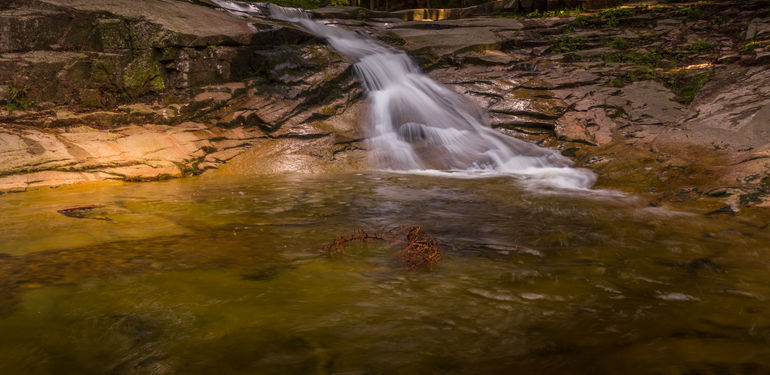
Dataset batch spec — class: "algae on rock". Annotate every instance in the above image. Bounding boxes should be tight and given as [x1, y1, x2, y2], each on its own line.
[122, 53, 165, 96]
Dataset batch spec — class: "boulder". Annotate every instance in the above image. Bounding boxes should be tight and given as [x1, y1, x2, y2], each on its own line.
[0, 0, 317, 106]
[746, 17, 770, 40]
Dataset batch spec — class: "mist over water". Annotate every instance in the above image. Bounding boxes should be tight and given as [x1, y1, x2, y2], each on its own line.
[214, 1, 596, 189]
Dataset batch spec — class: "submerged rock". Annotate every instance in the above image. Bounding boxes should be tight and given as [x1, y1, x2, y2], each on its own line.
[57, 205, 112, 221]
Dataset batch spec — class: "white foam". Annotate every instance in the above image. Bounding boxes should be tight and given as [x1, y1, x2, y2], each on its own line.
[214, 0, 599, 191]
[656, 292, 699, 301]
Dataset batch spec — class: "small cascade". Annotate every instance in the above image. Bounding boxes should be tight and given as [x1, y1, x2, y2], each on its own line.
[213, 0, 596, 189]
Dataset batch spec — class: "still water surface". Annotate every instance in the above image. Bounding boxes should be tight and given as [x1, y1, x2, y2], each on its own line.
[0, 173, 768, 374]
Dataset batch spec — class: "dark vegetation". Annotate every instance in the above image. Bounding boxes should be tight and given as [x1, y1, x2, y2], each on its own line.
[495, 7, 583, 18]
[1, 87, 33, 112]
[243, 0, 488, 10]
[542, 1, 762, 104]
[254, 0, 349, 9]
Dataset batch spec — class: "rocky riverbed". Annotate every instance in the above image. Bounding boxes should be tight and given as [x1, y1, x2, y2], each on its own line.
[1, 0, 769, 211]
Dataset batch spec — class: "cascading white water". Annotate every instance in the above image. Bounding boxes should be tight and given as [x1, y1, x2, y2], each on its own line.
[213, 0, 596, 189]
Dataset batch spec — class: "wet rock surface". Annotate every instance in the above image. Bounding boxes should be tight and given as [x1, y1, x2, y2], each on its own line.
[2, 0, 770, 210]
[351, 0, 770, 208]
[0, 0, 366, 192]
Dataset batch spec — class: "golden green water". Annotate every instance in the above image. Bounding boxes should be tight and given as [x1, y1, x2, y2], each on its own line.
[0, 173, 769, 374]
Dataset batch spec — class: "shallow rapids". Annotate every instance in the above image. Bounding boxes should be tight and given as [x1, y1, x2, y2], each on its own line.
[213, 0, 595, 189]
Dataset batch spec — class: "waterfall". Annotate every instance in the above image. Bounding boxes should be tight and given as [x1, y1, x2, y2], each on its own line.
[212, 1, 596, 189]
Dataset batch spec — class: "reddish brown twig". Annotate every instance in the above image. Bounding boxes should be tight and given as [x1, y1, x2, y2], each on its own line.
[324, 225, 442, 270]
[324, 229, 387, 255]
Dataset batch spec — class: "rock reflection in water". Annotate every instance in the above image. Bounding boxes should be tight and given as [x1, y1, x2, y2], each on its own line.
[0, 173, 768, 374]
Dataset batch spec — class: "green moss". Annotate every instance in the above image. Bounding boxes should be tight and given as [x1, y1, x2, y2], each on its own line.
[597, 8, 633, 28]
[562, 15, 592, 33]
[527, 7, 583, 18]
[603, 48, 669, 68]
[626, 50, 664, 67]
[741, 41, 760, 55]
[606, 67, 661, 88]
[551, 35, 588, 53]
[609, 37, 627, 50]
[602, 51, 624, 63]
[243, 0, 347, 9]
[64, 61, 91, 82]
[92, 59, 117, 83]
[689, 40, 714, 53]
[497, 7, 582, 20]
[148, 75, 165, 91]
[597, 8, 633, 19]
[93, 19, 130, 50]
[667, 71, 713, 105]
[573, 14, 591, 26]
[636, 32, 659, 43]
[607, 106, 627, 118]
[2, 87, 34, 112]
[159, 47, 178, 62]
[607, 76, 630, 87]
[678, 8, 700, 21]
[122, 53, 165, 95]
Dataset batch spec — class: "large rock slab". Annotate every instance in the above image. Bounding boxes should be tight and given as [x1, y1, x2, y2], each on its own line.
[211, 135, 366, 176]
[652, 66, 770, 190]
[0, 0, 319, 105]
[40, 0, 257, 45]
[0, 121, 265, 193]
[389, 26, 503, 58]
[605, 81, 686, 126]
[656, 67, 770, 153]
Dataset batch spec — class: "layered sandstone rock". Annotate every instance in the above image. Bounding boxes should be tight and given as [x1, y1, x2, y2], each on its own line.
[354, 0, 770, 206]
[0, 0, 367, 192]
[2, 0, 770, 210]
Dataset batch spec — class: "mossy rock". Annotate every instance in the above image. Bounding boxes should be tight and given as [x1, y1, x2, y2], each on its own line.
[62, 16, 100, 50]
[92, 19, 131, 51]
[159, 47, 179, 62]
[122, 53, 165, 96]
[92, 59, 118, 84]
[63, 61, 92, 82]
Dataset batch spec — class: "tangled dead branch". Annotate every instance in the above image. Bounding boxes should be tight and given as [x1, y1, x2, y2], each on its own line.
[324, 225, 442, 270]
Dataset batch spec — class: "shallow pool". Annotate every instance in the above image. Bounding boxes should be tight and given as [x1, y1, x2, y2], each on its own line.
[1, 173, 768, 374]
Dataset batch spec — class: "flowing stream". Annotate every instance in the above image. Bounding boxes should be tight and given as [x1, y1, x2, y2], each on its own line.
[214, 0, 595, 189]
[1, 3, 769, 374]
